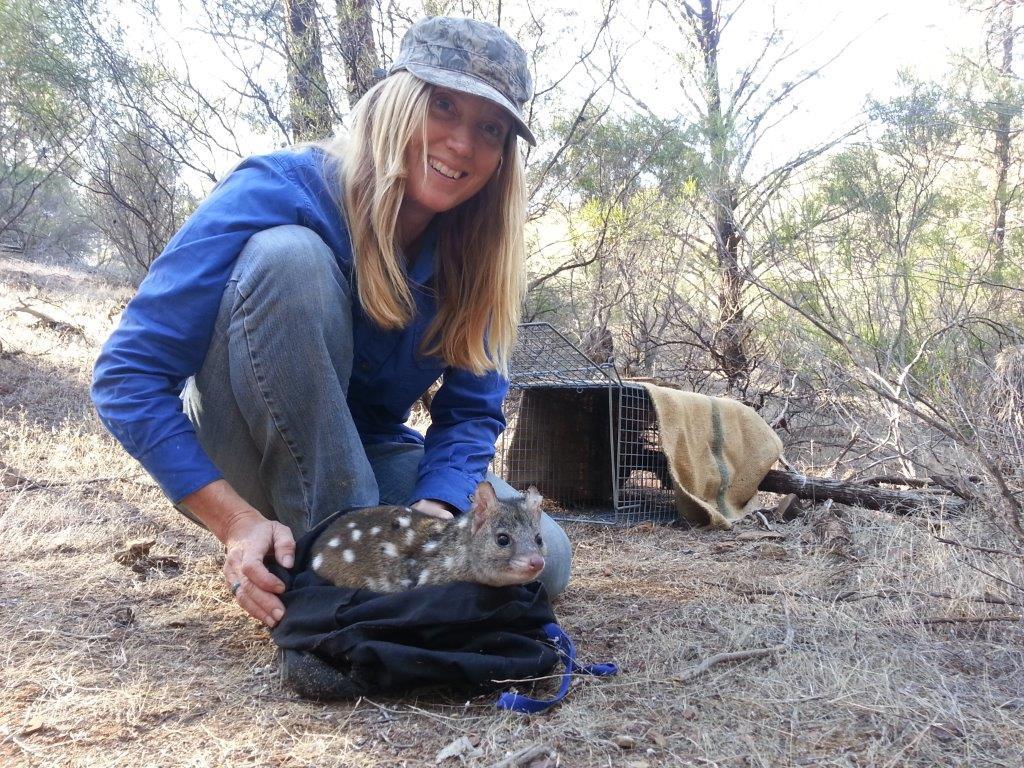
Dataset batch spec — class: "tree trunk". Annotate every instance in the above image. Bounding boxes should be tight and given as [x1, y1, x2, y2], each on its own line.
[283, 0, 332, 141]
[336, 0, 380, 107]
[695, 0, 748, 390]
[989, 0, 1015, 278]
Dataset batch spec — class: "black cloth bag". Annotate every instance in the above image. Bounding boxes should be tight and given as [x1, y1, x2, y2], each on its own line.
[268, 512, 560, 699]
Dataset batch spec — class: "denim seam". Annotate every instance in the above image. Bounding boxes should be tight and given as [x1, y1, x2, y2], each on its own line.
[235, 284, 315, 528]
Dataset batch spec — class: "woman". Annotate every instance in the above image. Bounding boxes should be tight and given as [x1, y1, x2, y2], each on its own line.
[91, 17, 571, 633]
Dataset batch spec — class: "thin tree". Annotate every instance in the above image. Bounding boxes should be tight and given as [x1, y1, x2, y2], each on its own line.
[336, 0, 381, 106]
[984, 0, 1020, 277]
[283, 0, 333, 140]
[644, 0, 855, 392]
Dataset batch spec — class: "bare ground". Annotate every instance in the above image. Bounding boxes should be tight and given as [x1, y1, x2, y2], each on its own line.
[1, 256, 1022, 768]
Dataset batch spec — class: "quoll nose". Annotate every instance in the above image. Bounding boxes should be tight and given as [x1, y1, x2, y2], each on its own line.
[527, 555, 545, 573]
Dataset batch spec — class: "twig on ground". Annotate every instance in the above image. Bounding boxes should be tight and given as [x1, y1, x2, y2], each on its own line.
[672, 604, 794, 684]
[933, 535, 1023, 558]
[0, 726, 45, 758]
[833, 588, 1023, 608]
[0, 468, 147, 493]
[861, 474, 981, 500]
[919, 615, 1023, 625]
[1, 463, 42, 490]
[486, 744, 556, 768]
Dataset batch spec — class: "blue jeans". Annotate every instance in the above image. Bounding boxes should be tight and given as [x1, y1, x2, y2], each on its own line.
[180, 225, 570, 595]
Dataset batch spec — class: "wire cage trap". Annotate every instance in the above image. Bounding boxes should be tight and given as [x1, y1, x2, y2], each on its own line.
[491, 322, 678, 526]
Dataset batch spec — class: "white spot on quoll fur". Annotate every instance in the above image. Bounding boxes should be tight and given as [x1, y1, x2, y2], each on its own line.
[343, 549, 355, 563]
[347, 521, 357, 529]
[423, 541, 439, 553]
[457, 517, 468, 529]
[312, 554, 323, 571]
[418, 568, 431, 584]
[351, 529, 362, 541]
[405, 529, 415, 545]
[382, 542, 398, 557]
[328, 537, 341, 548]
[370, 527, 381, 536]
[396, 516, 410, 528]
[443, 556, 454, 571]
[400, 578, 413, 589]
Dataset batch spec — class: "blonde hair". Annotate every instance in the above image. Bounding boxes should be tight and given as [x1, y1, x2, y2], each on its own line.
[321, 71, 526, 375]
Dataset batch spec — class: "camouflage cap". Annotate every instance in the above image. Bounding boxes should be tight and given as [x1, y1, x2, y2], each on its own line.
[389, 17, 537, 146]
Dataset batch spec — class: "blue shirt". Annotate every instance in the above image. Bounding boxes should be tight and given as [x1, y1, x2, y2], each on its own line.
[91, 147, 508, 513]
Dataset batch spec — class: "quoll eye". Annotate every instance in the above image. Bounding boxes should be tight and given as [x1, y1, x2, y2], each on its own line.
[535, 534, 543, 547]
[496, 533, 511, 547]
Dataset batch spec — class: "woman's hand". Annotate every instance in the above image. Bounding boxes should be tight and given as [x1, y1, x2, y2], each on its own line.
[180, 480, 295, 628]
[411, 498, 455, 520]
[222, 509, 295, 627]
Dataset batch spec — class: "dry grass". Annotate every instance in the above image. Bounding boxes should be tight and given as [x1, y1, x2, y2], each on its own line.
[2, 255, 1022, 768]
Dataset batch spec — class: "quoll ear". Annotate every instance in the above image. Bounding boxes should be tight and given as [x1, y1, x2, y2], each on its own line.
[523, 485, 543, 522]
[470, 481, 499, 533]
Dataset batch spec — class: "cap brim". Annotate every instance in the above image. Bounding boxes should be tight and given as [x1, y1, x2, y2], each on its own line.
[397, 62, 537, 146]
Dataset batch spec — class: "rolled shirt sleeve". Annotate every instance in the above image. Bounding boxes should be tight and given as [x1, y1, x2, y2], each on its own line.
[91, 154, 311, 502]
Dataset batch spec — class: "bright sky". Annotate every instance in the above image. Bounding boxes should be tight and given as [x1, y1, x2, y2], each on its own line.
[133, 0, 987, 188]
[613, 0, 984, 168]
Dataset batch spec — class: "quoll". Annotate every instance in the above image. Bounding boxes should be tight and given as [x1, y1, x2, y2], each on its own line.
[309, 481, 546, 592]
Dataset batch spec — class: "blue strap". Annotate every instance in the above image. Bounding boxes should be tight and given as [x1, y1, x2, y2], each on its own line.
[496, 623, 618, 713]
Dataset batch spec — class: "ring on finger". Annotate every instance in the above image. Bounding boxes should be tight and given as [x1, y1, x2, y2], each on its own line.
[230, 580, 242, 597]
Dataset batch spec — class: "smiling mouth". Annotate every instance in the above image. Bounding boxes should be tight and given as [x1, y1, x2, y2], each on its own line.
[428, 157, 466, 180]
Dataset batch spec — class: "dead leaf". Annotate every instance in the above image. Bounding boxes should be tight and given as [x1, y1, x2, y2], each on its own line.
[435, 736, 484, 764]
[114, 540, 155, 566]
[19, 718, 53, 737]
[928, 721, 965, 743]
[114, 540, 182, 578]
[736, 531, 785, 541]
[612, 735, 636, 749]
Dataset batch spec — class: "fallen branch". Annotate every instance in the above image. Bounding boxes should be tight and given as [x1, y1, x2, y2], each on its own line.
[860, 473, 981, 500]
[758, 469, 969, 515]
[13, 298, 88, 340]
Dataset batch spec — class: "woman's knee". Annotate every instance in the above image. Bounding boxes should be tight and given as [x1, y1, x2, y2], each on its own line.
[234, 225, 345, 302]
[538, 513, 571, 597]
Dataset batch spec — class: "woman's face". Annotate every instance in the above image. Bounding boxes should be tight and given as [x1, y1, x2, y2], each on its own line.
[402, 88, 512, 220]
